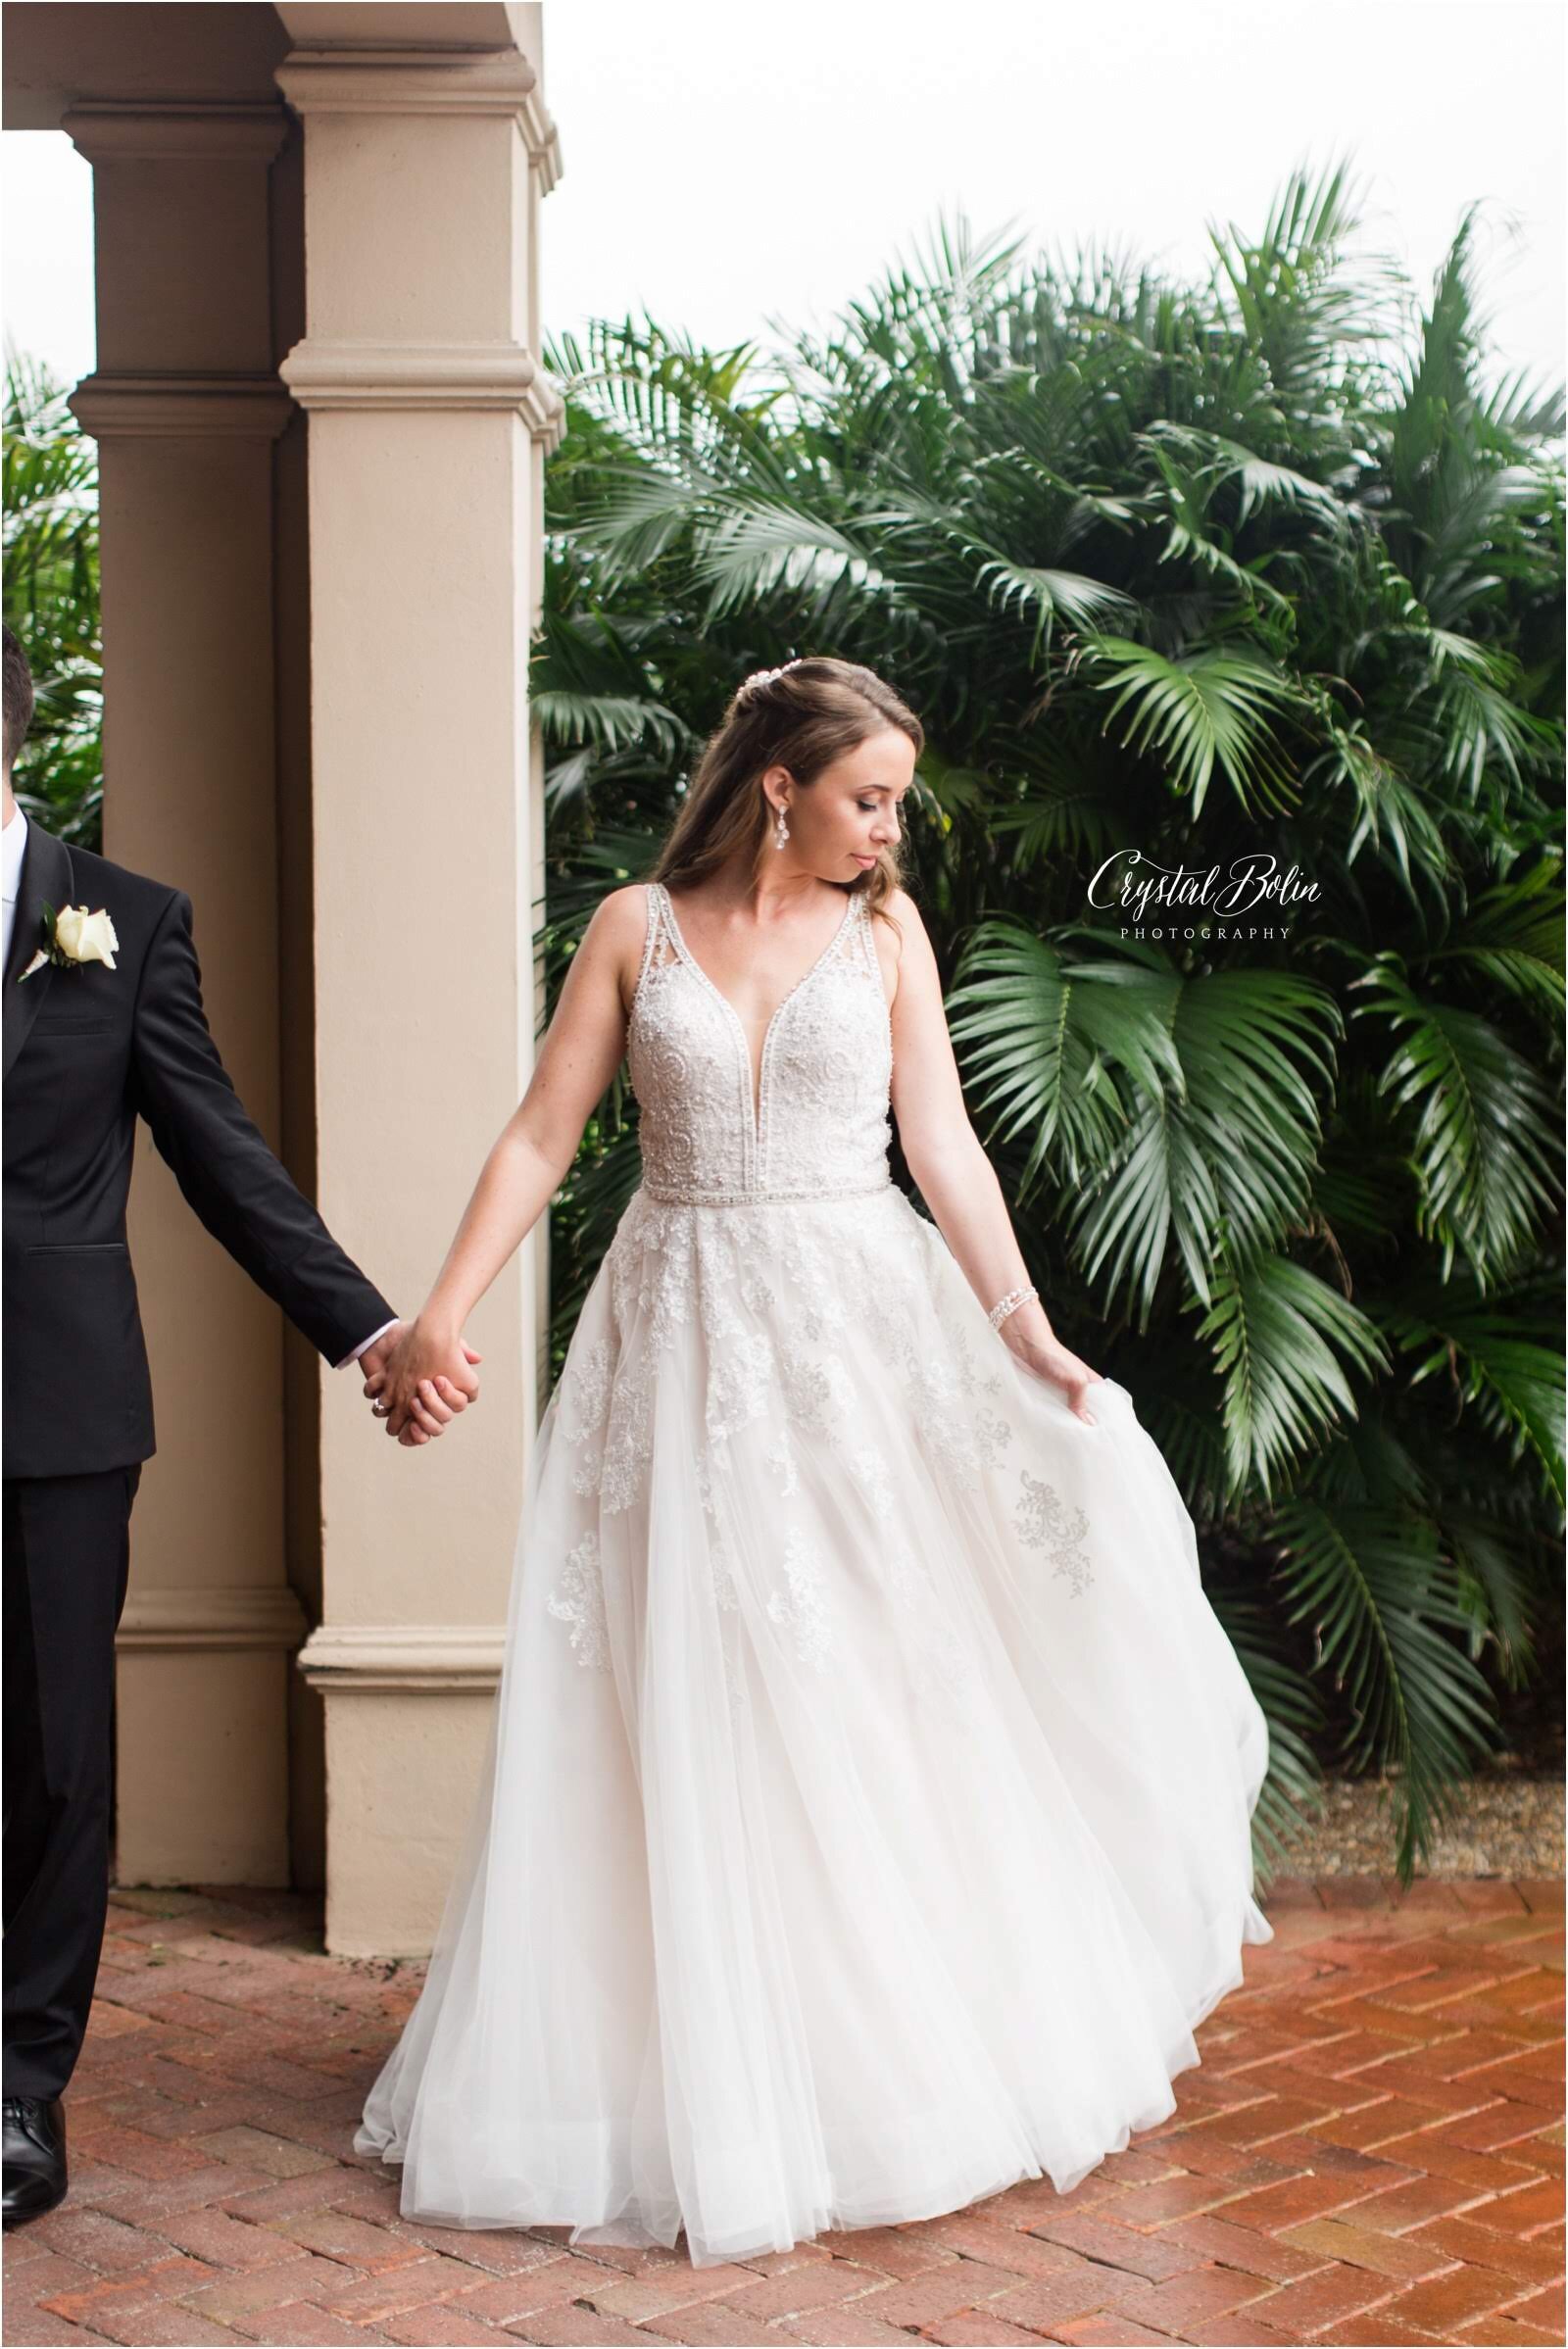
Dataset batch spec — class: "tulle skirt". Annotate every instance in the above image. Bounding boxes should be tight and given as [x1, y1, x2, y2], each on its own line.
[355, 1180, 1274, 2267]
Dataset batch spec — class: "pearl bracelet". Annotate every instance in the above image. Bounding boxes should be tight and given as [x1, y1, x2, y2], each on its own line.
[988, 1282, 1039, 1332]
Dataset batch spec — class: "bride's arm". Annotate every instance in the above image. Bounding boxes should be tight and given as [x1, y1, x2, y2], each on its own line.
[371, 887, 649, 1443]
[885, 889, 1102, 1424]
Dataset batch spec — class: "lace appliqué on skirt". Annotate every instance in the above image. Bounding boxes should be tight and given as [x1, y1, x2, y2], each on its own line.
[1016, 1469, 1095, 1596]
[545, 1529, 612, 1668]
[765, 1525, 834, 1671]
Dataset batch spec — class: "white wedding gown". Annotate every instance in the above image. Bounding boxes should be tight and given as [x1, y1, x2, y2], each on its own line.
[356, 878, 1274, 2267]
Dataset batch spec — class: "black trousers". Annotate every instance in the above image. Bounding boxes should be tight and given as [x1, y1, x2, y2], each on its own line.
[3, 1465, 141, 2100]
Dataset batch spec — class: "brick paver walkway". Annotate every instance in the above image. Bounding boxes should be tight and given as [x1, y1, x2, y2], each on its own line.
[4, 1877, 1561, 2349]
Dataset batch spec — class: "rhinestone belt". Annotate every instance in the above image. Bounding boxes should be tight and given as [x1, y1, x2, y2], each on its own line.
[640, 1176, 896, 1208]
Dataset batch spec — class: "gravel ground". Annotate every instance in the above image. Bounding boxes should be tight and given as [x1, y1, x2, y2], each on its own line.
[1273, 1765, 1565, 1879]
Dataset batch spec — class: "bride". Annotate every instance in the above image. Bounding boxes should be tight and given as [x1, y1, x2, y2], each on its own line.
[355, 654, 1274, 2268]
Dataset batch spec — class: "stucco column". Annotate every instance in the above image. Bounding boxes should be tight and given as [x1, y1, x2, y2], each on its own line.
[64, 98, 305, 1886]
[279, 35, 564, 1954]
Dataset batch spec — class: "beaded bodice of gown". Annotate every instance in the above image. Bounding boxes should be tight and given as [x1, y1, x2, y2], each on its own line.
[626, 880, 894, 1204]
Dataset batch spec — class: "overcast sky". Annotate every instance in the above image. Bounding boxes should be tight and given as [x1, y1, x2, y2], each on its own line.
[4, 0, 1563, 399]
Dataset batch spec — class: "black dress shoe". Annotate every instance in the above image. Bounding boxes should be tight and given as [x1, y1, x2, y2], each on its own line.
[2, 2095, 68, 2227]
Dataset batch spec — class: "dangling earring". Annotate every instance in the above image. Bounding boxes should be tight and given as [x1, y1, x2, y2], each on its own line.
[773, 802, 790, 850]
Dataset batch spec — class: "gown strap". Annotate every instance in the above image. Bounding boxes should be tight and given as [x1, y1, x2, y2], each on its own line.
[851, 886, 882, 980]
[631, 881, 675, 1022]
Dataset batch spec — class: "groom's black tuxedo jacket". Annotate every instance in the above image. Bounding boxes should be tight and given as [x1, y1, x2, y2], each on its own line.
[2, 818, 394, 1480]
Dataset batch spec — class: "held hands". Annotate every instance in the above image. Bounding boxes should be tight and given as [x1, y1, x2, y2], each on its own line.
[361, 1318, 483, 1446]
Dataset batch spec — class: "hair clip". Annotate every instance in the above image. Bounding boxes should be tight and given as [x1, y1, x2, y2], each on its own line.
[738, 660, 803, 698]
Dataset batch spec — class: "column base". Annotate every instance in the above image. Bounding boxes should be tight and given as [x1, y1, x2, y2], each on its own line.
[116, 1587, 308, 1885]
[298, 1625, 505, 1956]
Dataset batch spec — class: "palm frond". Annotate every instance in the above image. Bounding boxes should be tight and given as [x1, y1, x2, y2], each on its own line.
[1379, 1285, 1567, 1507]
[1350, 963, 1563, 1284]
[1271, 1498, 1503, 1881]
[1422, 861, 1565, 1016]
[1059, 963, 1341, 1325]
[1085, 635, 1303, 817]
[1195, 1248, 1391, 1500]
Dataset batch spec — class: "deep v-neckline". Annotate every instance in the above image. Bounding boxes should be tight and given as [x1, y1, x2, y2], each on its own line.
[659, 881, 858, 1145]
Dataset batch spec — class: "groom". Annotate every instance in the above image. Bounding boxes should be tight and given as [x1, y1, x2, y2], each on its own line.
[0, 626, 473, 2227]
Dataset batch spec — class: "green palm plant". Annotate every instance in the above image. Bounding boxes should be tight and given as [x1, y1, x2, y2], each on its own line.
[2, 350, 103, 846]
[534, 166, 1565, 1885]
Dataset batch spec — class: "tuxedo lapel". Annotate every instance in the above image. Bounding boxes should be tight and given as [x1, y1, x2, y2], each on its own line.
[3, 819, 74, 1084]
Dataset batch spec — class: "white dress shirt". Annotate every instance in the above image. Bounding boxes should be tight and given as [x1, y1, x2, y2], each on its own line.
[2, 800, 27, 970]
[3, 800, 393, 1370]
[337, 1319, 400, 1370]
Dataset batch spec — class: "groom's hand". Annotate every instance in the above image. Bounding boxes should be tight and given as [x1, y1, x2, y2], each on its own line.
[364, 1319, 482, 1445]
[358, 1324, 405, 1392]
[365, 1348, 479, 1443]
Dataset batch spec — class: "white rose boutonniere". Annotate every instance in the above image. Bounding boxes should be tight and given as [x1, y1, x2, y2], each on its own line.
[19, 901, 122, 982]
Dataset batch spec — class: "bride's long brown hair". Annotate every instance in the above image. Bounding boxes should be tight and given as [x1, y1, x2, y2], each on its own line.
[648, 657, 923, 932]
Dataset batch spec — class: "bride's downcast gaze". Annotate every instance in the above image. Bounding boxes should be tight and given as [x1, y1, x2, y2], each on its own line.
[354, 655, 1274, 2266]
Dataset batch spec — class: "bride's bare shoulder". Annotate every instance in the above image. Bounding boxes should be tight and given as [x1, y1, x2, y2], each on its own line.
[867, 884, 929, 1009]
[581, 883, 661, 1020]
[871, 884, 930, 956]
[876, 883, 922, 927]
[592, 882, 657, 922]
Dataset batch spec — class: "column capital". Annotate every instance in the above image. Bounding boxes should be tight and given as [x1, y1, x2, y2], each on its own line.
[274, 46, 562, 190]
[68, 374, 296, 442]
[278, 337, 564, 447]
[61, 101, 292, 166]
